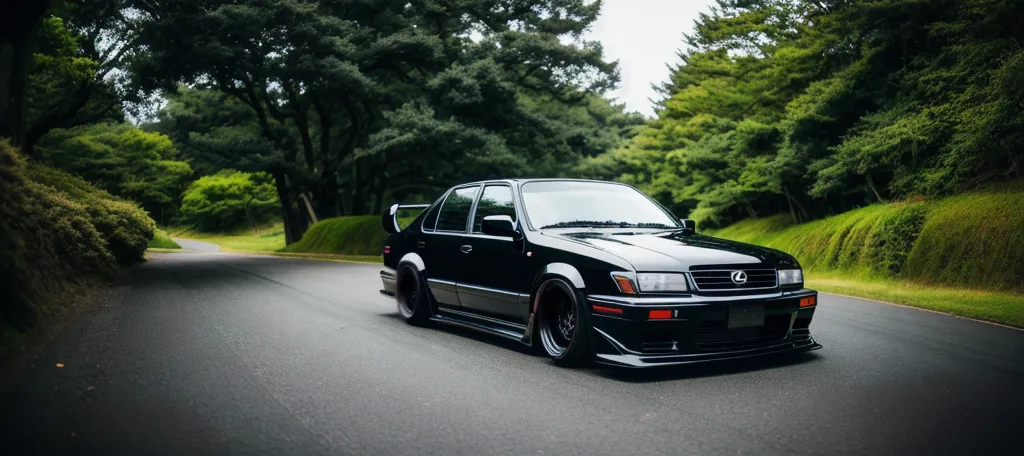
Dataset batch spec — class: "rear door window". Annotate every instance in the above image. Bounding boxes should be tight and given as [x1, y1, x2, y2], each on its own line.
[472, 185, 516, 233]
[435, 186, 480, 232]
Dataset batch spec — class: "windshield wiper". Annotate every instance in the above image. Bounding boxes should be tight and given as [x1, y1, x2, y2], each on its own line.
[540, 221, 680, 229]
[539, 220, 631, 229]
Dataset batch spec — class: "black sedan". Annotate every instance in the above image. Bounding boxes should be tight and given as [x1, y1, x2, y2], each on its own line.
[379, 179, 820, 368]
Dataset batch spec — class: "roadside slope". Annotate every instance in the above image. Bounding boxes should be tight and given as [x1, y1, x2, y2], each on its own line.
[708, 183, 1024, 327]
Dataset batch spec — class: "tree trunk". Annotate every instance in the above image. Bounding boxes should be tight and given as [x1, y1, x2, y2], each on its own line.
[299, 193, 319, 225]
[783, 189, 799, 225]
[351, 159, 365, 215]
[866, 175, 886, 203]
[271, 169, 304, 245]
[372, 176, 387, 216]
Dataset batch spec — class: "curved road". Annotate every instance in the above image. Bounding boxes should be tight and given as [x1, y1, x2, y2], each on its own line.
[2, 252, 1022, 455]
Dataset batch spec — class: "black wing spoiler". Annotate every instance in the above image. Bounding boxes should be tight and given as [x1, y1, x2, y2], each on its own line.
[382, 203, 430, 234]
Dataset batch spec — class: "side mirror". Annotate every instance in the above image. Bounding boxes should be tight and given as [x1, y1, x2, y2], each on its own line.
[681, 218, 696, 233]
[481, 215, 520, 238]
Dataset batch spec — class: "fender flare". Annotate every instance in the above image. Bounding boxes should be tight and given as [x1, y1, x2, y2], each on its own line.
[399, 252, 426, 272]
[530, 262, 586, 312]
[522, 262, 587, 345]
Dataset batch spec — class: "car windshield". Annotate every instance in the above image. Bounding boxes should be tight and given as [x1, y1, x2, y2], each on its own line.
[521, 181, 681, 229]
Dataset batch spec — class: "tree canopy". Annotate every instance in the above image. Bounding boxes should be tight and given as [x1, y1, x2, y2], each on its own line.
[584, 0, 1024, 228]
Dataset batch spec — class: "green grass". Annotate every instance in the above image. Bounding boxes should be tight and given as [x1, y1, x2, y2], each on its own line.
[282, 215, 415, 256]
[808, 275, 1024, 328]
[167, 221, 286, 252]
[147, 229, 181, 249]
[707, 182, 1024, 327]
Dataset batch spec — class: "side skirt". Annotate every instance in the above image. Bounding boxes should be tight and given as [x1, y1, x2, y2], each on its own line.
[431, 306, 531, 345]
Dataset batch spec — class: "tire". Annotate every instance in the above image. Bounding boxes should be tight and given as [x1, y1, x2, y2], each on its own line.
[396, 264, 431, 326]
[535, 278, 592, 367]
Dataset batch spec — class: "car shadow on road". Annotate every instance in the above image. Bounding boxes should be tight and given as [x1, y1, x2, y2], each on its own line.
[594, 352, 824, 383]
[379, 312, 824, 380]
[378, 312, 540, 356]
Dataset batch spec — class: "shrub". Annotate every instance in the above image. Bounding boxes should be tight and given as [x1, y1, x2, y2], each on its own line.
[1, 141, 156, 333]
[25, 164, 155, 264]
[180, 170, 279, 233]
[866, 204, 928, 275]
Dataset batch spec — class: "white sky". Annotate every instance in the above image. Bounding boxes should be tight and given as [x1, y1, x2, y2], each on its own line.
[585, 0, 716, 117]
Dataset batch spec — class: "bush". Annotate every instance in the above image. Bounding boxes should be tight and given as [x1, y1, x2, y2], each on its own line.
[180, 170, 279, 233]
[0, 141, 155, 333]
[25, 164, 155, 264]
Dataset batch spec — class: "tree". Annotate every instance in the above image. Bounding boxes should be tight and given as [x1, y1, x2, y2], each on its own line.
[35, 122, 193, 223]
[179, 170, 280, 234]
[127, 0, 620, 244]
[593, 0, 1024, 228]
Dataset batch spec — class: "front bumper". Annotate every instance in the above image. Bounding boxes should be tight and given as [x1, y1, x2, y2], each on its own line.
[587, 289, 821, 368]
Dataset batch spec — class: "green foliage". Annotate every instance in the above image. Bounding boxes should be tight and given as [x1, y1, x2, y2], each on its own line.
[148, 230, 181, 249]
[283, 216, 415, 256]
[129, 0, 631, 244]
[1, 141, 154, 332]
[36, 122, 193, 223]
[709, 184, 1024, 293]
[180, 170, 280, 233]
[902, 186, 1024, 292]
[25, 163, 156, 265]
[593, 0, 1024, 227]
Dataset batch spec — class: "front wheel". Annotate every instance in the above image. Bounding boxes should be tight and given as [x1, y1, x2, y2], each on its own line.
[536, 278, 591, 367]
[396, 264, 431, 326]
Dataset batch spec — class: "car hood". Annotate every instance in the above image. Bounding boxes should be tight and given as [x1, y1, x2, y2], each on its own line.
[543, 230, 797, 271]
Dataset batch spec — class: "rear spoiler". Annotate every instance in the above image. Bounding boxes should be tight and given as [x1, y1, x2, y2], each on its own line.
[382, 203, 430, 234]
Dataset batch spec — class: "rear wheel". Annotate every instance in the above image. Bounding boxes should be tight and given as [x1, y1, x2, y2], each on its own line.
[536, 278, 591, 367]
[396, 264, 431, 326]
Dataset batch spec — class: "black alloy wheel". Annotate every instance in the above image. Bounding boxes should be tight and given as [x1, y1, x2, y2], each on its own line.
[396, 264, 430, 325]
[536, 278, 591, 367]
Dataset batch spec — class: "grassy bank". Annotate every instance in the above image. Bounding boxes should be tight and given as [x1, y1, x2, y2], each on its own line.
[708, 183, 1024, 327]
[148, 229, 180, 249]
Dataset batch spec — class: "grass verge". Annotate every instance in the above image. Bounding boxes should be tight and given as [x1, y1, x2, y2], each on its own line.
[808, 274, 1024, 329]
[167, 222, 285, 252]
[708, 182, 1024, 328]
[148, 229, 180, 249]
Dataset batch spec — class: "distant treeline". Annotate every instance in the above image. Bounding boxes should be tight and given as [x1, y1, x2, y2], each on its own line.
[579, 0, 1024, 228]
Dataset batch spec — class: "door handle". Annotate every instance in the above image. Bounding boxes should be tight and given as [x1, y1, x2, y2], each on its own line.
[460, 245, 473, 254]
[417, 241, 426, 249]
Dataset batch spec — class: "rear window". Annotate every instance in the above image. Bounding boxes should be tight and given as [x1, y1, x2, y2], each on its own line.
[435, 186, 479, 232]
[421, 199, 443, 232]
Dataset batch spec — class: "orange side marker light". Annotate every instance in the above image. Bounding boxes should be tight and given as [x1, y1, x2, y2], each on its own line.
[800, 296, 817, 307]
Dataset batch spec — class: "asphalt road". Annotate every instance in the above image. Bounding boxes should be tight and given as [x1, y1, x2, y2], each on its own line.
[2, 251, 1023, 456]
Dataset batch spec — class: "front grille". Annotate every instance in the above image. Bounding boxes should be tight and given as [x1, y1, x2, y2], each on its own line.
[695, 315, 790, 351]
[690, 268, 777, 291]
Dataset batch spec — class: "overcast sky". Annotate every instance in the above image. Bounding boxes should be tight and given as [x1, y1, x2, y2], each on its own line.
[585, 0, 716, 117]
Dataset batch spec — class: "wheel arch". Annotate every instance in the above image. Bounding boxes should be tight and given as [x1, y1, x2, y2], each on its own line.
[399, 252, 426, 271]
[529, 262, 585, 313]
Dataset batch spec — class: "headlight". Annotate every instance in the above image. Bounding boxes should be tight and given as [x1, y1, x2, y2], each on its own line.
[637, 273, 689, 292]
[612, 272, 690, 293]
[777, 269, 803, 286]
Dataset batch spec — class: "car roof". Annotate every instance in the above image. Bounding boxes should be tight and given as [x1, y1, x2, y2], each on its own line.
[455, 178, 631, 187]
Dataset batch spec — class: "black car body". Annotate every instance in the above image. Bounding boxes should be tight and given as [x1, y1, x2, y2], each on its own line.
[380, 179, 821, 368]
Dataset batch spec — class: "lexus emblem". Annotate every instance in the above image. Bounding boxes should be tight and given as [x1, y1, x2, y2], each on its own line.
[730, 270, 748, 285]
